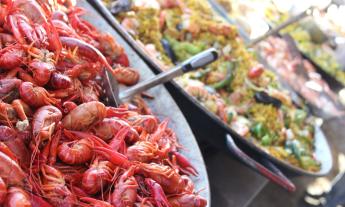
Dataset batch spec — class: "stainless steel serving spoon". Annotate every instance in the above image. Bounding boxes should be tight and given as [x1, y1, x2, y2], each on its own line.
[101, 48, 219, 107]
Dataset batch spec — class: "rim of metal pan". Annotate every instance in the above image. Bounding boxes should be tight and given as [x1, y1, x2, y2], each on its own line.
[81, 1, 212, 205]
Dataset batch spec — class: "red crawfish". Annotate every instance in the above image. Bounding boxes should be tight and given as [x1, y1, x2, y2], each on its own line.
[91, 117, 139, 142]
[6, 0, 62, 54]
[81, 159, 115, 195]
[0, 125, 17, 142]
[112, 65, 140, 86]
[0, 100, 17, 127]
[62, 101, 77, 114]
[52, 10, 69, 22]
[0, 177, 6, 205]
[0, 33, 16, 47]
[107, 127, 130, 154]
[19, 82, 59, 107]
[0, 44, 25, 70]
[57, 138, 93, 165]
[96, 33, 127, 65]
[168, 194, 207, 207]
[27, 46, 56, 86]
[79, 197, 112, 207]
[53, 163, 87, 186]
[11, 99, 32, 121]
[32, 105, 62, 144]
[29, 193, 55, 207]
[145, 178, 171, 207]
[0, 78, 22, 103]
[105, 106, 140, 119]
[1, 131, 31, 170]
[170, 151, 198, 176]
[0, 148, 26, 186]
[93, 145, 131, 169]
[64, 130, 132, 168]
[50, 77, 82, 99]
[40, 164, 77, 207]
[31, 105, 62, 167]
[127, 115, 158, 134]
[49, 72, 72, 90]
[12, 99, 32, 131]
[16, 68, 37, 84]
[62, 101, 106, 131]
[111, 167, 138, 207]
[3, 187, 32, 207]
[47, 125, 62, 165]
[67, 7, 99, 40]
[126, 141, 164, 163]
[60, 57, 102, 81]
[52, 19, 80, 39]
[137, 163, 189, 194]
[60, 36, 113, 72]
[80, 81, 101, 103]
[0, 142, 19, 164]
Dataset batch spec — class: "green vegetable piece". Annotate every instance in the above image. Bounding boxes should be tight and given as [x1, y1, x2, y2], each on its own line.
[300, 156, 320, 170]
[251, 123, 267, 138]
[227, 112, 234, 123]
[211, 62, 234, 89]
[190, 68, 212, 80]
[261, 134, 272, 146]
[288, 140, 303, 160]
[294, 109, 307, 125]
[184, 43, 203, 54]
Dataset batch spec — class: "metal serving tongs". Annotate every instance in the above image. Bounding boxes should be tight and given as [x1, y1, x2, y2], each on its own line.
[246, 6, 315, 47]
[101, 48, 219, 107]
[226, 134, 296, 192]
[246, 1, 336, 47]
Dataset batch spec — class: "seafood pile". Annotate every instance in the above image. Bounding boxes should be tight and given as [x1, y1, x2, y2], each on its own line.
[106, 0, 321, 171]
[258, 36, 345, 117]
[214, 0, 345, 85]
[0, 0, 206, 206]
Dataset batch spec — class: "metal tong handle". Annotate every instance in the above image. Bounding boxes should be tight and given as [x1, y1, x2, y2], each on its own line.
[120, 48, 218, 100]
[226, 134, 296, 192]
[247, 7, 314, 47]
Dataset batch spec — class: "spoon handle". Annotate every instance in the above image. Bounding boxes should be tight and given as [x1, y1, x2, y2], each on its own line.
[226, 134, 296, 192]
[120, 48, 218, 100]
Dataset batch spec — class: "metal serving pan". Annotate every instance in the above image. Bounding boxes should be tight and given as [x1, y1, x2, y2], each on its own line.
[79, 1, 211, 204]
[208, 0, 344, 92]
[89, 0, 333, 190]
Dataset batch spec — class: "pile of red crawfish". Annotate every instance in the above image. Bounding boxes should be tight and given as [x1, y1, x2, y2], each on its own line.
[0, 0, 207, 206]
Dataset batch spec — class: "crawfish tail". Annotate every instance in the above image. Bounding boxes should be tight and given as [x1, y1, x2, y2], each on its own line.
[60, 36, 112, 71]
[0, 151, 26, 186]
[145, 178, 171, 207]
[171, 151, 198, 176]
[93, 146, 130, 168]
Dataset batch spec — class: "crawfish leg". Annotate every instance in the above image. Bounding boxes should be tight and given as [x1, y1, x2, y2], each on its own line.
[48, 128, 61, 165]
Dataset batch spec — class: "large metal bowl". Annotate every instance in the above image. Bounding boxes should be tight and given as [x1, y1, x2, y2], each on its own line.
[78, 1, 211, 205]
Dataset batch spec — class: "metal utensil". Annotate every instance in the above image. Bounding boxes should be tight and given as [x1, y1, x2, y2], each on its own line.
[247, 0, 338, 47]
[226, 134, 296, 192]
[101, 48, 219, 107]
[246, 7, 314, 47]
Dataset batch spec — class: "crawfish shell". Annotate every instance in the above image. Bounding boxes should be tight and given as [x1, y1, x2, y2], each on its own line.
[62, 101, 106, 131]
